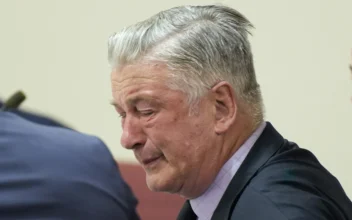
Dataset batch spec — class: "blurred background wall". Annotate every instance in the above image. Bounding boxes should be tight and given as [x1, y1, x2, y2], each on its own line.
[0, 0, 351, 196]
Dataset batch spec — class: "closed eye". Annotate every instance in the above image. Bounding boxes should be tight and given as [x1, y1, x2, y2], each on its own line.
[138, 110, 154, 116]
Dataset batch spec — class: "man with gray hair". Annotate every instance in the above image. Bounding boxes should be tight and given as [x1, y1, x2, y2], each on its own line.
[108, 5, 352, 220]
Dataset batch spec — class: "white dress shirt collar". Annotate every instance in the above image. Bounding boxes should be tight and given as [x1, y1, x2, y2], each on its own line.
[190, 122, 266, 220]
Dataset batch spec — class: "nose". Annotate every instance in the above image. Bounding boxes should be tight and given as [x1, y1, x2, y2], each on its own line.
[120, 115, 146, 150]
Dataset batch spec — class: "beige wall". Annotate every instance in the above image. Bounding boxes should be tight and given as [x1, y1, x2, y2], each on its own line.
[1, 0, 351, 196]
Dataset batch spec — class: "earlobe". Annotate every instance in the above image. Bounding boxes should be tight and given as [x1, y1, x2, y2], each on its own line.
[212, 82, 237, 134]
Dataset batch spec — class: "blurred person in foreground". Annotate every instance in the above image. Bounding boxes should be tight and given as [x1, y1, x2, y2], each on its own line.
[0, 97, 139, 219]
[108, 5, 352, 220]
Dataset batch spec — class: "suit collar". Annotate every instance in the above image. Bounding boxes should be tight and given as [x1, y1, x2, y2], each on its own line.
[189, 122, 266, 220]
[211, 122, 284, 219]
[177, 200, 197, 220]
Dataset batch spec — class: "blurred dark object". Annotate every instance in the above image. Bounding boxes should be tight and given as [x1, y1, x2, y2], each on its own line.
[0, 91, 70, 129]
[0, 90, 26, 111]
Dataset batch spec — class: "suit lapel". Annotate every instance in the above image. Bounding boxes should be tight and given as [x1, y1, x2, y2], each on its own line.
[211, 122, 285, 220]
[177, 200, 197, 220]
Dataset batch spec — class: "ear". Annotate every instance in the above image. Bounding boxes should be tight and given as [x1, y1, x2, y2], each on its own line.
[211, 81, 237, 134]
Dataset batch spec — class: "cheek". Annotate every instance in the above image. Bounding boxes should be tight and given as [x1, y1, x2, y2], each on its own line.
[143, 110, 212, 164]
[155, 125, 204, 167]
[144, 121, 193, 163]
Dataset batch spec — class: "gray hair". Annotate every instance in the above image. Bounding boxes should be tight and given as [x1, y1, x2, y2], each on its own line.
[108, 5, 264, 125]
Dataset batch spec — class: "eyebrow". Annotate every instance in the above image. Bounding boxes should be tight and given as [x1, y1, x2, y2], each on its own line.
[110, 95, 160, 109]
[110, 100, 120, 108]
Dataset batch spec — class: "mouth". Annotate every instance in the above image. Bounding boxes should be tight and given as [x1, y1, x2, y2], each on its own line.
[142, 155, 163, 167]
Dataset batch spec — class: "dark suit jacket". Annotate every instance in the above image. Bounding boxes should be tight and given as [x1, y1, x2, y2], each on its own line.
[178, 123, 352, 220]
[0, 101, 70, 128]
[0, 112, 139, 220]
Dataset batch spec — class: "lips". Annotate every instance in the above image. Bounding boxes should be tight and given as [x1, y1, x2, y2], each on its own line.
[141, 155, 162, 166]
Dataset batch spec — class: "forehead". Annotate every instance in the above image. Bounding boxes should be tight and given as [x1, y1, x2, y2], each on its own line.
[110, 63, 180, 106]
[111, 63, 169, 86]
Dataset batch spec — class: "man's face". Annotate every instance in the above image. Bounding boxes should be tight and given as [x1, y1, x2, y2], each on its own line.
[110, 63, 219, 197]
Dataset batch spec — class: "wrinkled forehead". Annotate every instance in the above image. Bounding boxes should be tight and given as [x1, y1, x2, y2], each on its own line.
[111, 62, 171, 85]
[110, 63, 178, 105]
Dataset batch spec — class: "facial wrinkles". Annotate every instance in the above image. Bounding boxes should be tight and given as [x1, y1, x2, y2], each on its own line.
[134, 143, 163, 164]
[113, 79, 215, 197]
[111, 63, 168, 87]
[179, 99, 217, 196]
[112, 78, 170, 163]
[165, 104, 202, 162]
[112, 70, 171, 103]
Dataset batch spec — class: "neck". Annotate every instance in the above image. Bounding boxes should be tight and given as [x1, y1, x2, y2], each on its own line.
[181, 115, 260, 199]
[222, 115, 259, 165]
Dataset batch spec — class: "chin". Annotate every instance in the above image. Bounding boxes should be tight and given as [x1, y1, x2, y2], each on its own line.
[145, 172, 181, 194]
